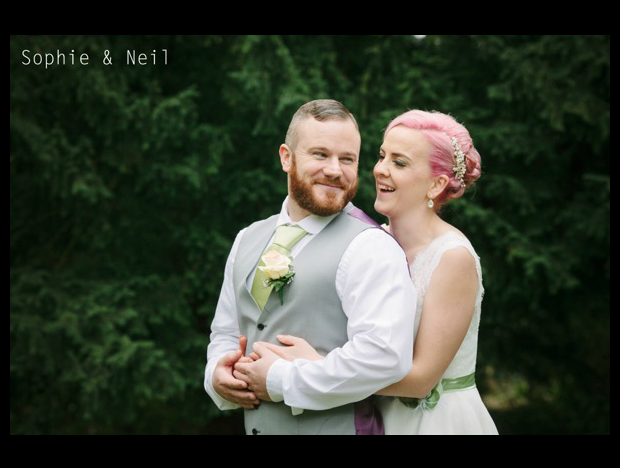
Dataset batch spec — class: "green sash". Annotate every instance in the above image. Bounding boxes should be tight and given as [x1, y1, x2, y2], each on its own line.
[398, 372, 476, 410]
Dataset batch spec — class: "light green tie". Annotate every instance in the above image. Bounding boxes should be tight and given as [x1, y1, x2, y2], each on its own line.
[250, 223, 308, 311]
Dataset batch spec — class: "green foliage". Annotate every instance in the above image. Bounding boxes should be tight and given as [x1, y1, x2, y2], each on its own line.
[10, 35, 609, 434]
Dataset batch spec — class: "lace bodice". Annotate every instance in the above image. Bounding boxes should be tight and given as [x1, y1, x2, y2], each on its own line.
[386, 228, 484, 379]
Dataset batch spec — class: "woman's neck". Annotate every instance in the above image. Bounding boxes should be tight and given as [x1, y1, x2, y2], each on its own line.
[388, 208, 446, 264]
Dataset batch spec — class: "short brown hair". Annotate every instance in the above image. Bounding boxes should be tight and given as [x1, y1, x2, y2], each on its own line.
[285, 99, 358, 149]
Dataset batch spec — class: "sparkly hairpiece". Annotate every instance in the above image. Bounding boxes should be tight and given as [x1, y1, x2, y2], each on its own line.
[450, 136, 467, 189]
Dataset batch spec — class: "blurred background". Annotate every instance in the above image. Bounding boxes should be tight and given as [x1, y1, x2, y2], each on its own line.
[10, 35, 610, 435]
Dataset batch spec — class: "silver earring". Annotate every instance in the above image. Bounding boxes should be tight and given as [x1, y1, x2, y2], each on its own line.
[427, 198, 434, 209]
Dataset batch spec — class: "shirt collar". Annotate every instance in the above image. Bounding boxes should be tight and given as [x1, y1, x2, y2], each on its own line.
[276, 195, 353, 235]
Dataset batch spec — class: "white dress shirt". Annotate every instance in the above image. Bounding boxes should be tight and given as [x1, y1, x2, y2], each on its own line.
[205, 196, 416, 413]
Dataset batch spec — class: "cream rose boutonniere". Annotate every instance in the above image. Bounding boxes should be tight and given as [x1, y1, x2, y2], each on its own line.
[258, 250, 296, 306]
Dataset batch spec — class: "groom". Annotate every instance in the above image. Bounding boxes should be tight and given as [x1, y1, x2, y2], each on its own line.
[204, 99, 416, 435]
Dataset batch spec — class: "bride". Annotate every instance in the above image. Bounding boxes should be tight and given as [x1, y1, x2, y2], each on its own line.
[249, 110, 498, 435]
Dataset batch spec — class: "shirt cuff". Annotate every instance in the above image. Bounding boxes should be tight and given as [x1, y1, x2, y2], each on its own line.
[266, 358, 289, 402]
[267, 358, 305, 416]
[204, 360, 242, 411]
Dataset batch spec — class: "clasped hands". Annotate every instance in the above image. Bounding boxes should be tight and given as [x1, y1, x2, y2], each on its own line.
[212, 334, 324, 410]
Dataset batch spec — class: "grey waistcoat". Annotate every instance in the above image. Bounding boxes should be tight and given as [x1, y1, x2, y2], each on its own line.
[232, 204, 384, 435]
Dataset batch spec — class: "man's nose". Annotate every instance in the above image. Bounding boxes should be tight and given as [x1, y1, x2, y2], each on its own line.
[323, 156, 344, 178]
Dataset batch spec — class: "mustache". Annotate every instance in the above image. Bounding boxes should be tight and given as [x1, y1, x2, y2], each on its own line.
[315, 180, 345, 188]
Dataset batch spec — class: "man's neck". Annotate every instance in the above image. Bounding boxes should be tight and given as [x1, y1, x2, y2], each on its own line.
[286, 197, 311, 223]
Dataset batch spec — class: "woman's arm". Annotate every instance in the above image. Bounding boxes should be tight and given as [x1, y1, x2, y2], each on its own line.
[377, 247, 479, 398]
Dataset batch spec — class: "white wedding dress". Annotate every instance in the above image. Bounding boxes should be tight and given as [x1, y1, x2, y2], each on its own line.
[378, 229, 498, 435]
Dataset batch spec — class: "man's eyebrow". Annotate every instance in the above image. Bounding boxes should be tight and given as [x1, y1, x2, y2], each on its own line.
[308, 146, 357, 158]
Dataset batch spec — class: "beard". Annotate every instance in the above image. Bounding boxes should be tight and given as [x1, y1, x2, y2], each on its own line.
[289, 153, 358, 217]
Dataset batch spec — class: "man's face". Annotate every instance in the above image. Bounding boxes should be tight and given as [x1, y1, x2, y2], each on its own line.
[284, 118, 360, 217]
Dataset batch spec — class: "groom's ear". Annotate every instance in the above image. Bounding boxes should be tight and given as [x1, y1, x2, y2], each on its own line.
[279, 144, 293, 174]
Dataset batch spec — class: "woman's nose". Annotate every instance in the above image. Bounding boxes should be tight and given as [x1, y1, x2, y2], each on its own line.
[374, 160, 389, 178]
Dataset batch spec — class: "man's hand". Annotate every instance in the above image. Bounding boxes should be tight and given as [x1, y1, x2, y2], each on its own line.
[212, 336, 260, 410]
[233, 343, 282, 402]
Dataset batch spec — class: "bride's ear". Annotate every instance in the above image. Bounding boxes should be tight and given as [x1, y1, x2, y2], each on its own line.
[428, 174, 450, 200]
[280, 144, 293, 174]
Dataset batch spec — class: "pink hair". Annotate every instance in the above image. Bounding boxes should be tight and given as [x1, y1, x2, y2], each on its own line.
[385, 110, 481, 208]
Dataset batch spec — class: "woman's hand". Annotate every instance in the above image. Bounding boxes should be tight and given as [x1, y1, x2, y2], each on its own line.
[255, 335, 324, 362]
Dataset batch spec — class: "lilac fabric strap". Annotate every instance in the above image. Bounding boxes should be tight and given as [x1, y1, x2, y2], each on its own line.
[347, 206, 381, 227]
[354, 398, 385, 435]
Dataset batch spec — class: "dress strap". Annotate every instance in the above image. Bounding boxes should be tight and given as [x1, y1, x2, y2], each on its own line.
[418, 232, 482, 297]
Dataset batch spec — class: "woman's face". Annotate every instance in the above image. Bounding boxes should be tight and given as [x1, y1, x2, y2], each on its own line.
[373, 126, 433, 217]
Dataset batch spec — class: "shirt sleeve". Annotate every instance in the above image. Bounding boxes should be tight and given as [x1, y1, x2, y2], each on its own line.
[204, 227, 247, 411]
[266, 228, 417, 411]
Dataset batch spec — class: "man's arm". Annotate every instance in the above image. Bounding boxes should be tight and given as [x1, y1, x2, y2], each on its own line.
[266, 229, 416, 410]
[204, 228, 259, 410]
